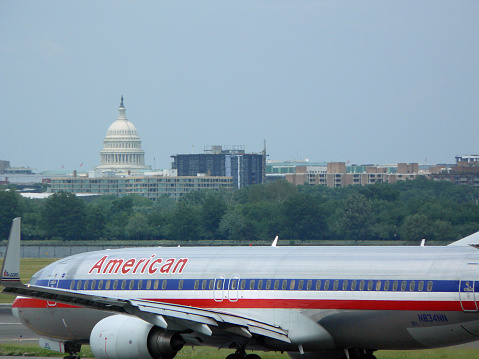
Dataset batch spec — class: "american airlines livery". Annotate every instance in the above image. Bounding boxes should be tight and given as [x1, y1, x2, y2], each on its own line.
[2, 218, 479, 359]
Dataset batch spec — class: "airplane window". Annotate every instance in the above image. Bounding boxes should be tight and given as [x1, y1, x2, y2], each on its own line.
[401, 281, 407, 291]
[162, 280, 167, 290]
[298, 280, 304, 290]
[418, 281, 424, 291]
[351, 280, 357, 291]
[216, 279, 223, 290]
[154, 280, 159, 290]
[376, 281, 381, 291]
[70, 281, 75, 290]
[290, 280, 296, 290]
[129, 280, 134, 290]
[316, 280, 321, 290]
[333, 280, 339, 291]
[427, 281, 433, 291]
[209, 280, 214, 290]
[113, 280, 118, 290]
[121, 280, 126, 290]
[146, 280, 152, 290]
[179, 280, 184, 290]
[258, 280, 263, 290]
[91, 280, 96, 290]
[84, 280, 89, 290]
[307, 280, 312, 290]
[282, 280, 287, 290]
[266, 280, 271, 290]
[194, 280, 199, 290]
[384, 280, 390, 291]
[77, 280, 82, 290]
[105, 280, 111, 290]
[409, 281, 415, 292]
[274, 280, 279, 290]
[359, 280, 365, 291]
[98, 280, 103, 290]
[367, 281, 373, 291]
[343, 280, 348, 291]
[202, 280, 207, 290]
[231, 280, 237, 290]
[138, 280, 142, 290]
[240, 280, 246, 290]
[392, 281, 398, 291]
[250, 280, 255, 290]
[324, 280, 330, 290]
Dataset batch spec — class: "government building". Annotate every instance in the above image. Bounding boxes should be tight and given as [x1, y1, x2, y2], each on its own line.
[51, 98, 233, 200]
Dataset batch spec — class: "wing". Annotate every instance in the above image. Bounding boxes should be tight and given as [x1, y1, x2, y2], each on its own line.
[0, 218, 290, 344]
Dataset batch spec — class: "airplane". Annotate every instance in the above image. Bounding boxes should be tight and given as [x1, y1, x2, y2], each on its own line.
[2, 217, 479, 359]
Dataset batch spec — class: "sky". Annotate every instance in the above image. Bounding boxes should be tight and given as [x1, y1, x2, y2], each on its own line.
[1, 1, 478, 172]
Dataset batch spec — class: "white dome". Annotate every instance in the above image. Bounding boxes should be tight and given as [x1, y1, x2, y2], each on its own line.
[106, 119, 139, 137]
[95, 96, 149, 173]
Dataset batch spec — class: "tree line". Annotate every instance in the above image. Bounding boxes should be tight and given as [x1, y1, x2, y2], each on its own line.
[1, 177, 479, 243]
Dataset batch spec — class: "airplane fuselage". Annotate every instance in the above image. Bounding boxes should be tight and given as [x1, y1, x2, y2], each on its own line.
[12, 245, 479, 354]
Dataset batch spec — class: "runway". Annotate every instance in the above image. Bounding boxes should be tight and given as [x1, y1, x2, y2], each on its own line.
[0, 305, 39, 345]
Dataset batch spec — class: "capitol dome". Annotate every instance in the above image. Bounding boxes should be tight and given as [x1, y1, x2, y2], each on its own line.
[95, 96, 149, 173]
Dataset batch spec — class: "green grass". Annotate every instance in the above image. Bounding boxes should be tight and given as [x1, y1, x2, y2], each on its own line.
[0, 345, 478, 358]
[0, 258, 58, 303]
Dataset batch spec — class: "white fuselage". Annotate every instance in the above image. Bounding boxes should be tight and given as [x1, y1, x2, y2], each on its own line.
[12, 245, 479, 352]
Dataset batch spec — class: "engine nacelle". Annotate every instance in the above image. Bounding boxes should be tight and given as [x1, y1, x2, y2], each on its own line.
[90, 315, 184, 359]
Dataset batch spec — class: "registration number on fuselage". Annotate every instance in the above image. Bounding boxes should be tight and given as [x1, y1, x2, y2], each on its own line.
[418, 314, 448, 323]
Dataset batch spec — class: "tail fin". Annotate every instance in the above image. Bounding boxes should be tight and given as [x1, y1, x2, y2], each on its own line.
[1, 217, 21, 284]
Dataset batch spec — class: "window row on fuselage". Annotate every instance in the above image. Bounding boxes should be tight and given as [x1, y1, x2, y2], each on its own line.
[51, 278, 442, 293]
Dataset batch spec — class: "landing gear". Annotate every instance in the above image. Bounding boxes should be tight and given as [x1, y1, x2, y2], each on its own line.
[345, 348, 377, 359]
[63, 342, 82, 359]
[226, 349, 262, 359]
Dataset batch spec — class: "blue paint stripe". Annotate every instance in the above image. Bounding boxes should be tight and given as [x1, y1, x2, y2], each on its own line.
[34, 278, 463, 293]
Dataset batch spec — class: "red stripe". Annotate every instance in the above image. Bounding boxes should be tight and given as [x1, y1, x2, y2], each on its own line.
[12, 297, 464, 312]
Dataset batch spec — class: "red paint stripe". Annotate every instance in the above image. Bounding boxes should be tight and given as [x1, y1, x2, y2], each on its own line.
[12, 296, 464, 312]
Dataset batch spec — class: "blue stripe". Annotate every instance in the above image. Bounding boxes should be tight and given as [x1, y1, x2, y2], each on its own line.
[34, 278, 462, 293]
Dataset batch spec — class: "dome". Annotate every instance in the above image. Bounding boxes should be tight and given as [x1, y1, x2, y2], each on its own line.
[95, 96, 149, 173]
[106, 119, 138, 137]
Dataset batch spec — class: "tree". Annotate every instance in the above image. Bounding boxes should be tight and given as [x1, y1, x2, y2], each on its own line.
[0, 190, 21, 240]
[398, 214, 432, 242]
[166, 202, 201, 241]
[126, 213, 151, 240]
[40, 192, 87, 240]
[339, 193, 373, 241]
[281, 193, 327, 240]
[219, 208, 249, 241]
[201, 193, 227, 240]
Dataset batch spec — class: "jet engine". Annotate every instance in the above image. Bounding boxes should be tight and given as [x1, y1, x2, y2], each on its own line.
[90, 315, 185, 359]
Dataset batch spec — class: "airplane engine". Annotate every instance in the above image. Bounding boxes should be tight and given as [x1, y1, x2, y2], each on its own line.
[90, 315, 185, 359]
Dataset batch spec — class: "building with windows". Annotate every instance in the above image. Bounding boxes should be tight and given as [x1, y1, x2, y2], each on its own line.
[285, 162, 420, 188]
[51, 175, 232, 201]
[171, 145, 265, 189]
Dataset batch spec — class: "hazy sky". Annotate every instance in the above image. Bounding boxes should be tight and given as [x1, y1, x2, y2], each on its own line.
[1, 1, 478, 172]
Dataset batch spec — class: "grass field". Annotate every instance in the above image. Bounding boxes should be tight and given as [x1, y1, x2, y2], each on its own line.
[1, 260, 479, 358]
[0, 345, 478, 359]
[0, 258, 58, 303]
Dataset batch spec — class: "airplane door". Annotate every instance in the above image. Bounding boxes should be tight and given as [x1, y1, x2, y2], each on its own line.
[214, 275, 225, 302]
[47, 279, 59, 307]
[459, 263, 478, 312]
[228, 275, 240, 302]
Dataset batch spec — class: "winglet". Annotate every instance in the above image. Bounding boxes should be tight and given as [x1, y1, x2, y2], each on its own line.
[271, 236, 279, 247]
[1, 217, 21, 285]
